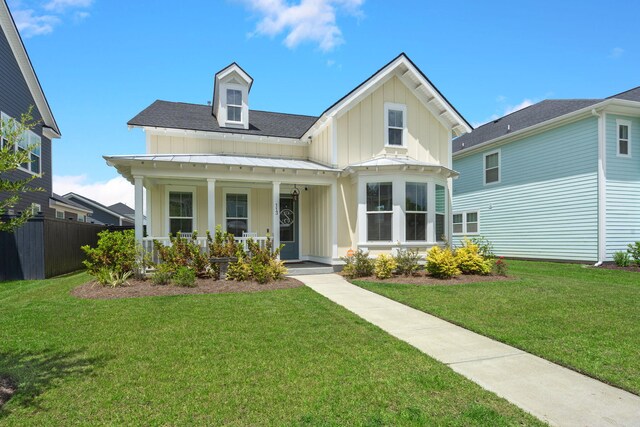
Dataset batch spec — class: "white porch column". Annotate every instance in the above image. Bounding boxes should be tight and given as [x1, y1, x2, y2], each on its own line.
[272, 181, 280, 254]
[145, 181, 152, 237]
[357, 178, 367, 251]
[134, 175, 144, 242]
[330, 182, 338, 260]
[207, 178, 216, 233]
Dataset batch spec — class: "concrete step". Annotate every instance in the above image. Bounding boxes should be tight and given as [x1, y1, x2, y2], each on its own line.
[285, 263, 335, 276]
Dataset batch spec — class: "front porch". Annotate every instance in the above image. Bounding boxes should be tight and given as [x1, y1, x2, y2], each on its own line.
[107, 154, 342, 264]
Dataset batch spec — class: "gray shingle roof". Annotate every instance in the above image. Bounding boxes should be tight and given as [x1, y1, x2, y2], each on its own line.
[453, 85, 640, 153]
[50, 193, 93, 212]
[128, 100, 318, 139]
[108, 202, 135, 216]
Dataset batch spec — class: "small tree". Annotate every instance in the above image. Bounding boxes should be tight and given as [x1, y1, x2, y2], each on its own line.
[0, 107, 43, 232]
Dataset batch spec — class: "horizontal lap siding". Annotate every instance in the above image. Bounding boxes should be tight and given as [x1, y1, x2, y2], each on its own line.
[605, 114, 640, 259]
[453, 117, 599, 261]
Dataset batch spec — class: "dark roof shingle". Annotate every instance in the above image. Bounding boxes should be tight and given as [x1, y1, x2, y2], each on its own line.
[108, 202, 134, 216]
[128, 100, 318, 139]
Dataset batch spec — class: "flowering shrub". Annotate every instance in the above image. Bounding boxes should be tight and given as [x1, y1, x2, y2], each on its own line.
[374, 254, 397, 279]
[493, 256, 508, 276]
[426, 246, 460, 279]
[455, 239, 492, 275]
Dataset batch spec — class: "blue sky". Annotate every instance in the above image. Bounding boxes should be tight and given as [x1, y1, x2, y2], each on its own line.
[8, 0, 639, 206]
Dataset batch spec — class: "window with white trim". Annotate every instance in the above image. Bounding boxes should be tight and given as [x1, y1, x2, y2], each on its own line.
[226, 89, 242, 123]
[77, 214, 86, 222]
[617, 120, 631, 157]
[405, 182, 427, 241]
[1, 112, 42, 174]
[225, 193, 248, 237]
[435, 184, 446, 242]
[169, 191, 194, 234]
[367, 182, 393, 241]
[55, 210, 65, 219]
[31, 203, 41, 215]
[484, 150, 500, 185]
[453, 211, 479, 235]
[384, 103, 406, 147]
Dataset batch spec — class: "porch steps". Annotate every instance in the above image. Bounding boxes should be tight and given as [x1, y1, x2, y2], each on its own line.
[285, 262, 335, 276]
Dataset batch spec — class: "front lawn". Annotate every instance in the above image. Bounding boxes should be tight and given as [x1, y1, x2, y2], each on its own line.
[0, 273, 543, 425]
[354, 260, 640, 395]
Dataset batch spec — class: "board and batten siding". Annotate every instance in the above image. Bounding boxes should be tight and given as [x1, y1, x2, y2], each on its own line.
[605, 114, 640, 259]
[453, 117, 599, 261]
[334, 76, 450, 169]
[148, 134, 308, 160]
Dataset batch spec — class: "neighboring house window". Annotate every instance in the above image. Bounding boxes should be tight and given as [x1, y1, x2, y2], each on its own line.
[453, 211, 479, 235]
[169, 191, 194, 234]
[227, 89, 242, 123]
[367, 182, 393, 241]
[384, 103, 407, 147]
[484, 150, 500, 185]
[405, 182, 427, 241]
[435, 184, 446, 242]
[617, 120, 631, 157]
[226, 193, 248, 237]
[77, 214, 86, 222]
[31, 203, 41, 215]
[55, 210, 65, 219]
[1, 112, 41, 175]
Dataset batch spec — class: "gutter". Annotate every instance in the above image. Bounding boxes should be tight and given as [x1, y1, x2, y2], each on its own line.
[592, 108, 607, 265]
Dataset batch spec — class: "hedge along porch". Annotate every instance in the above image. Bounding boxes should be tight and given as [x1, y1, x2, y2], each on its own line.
[105, 154, 340, 263]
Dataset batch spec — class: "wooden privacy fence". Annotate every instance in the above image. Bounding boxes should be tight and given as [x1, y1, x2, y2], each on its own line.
[0, 214, 133, 281]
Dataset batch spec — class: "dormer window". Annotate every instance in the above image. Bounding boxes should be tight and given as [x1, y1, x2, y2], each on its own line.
[227, 89, 243, 123]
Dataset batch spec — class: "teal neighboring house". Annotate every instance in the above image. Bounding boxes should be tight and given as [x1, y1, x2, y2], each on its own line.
[452, 87, 640, 262]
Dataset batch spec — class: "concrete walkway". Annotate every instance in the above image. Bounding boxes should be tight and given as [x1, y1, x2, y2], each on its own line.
[294, 273, 640, 427]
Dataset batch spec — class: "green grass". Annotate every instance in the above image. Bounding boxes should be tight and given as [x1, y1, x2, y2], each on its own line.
[354, 260, 640, 395]
[0, 273, 543, 426]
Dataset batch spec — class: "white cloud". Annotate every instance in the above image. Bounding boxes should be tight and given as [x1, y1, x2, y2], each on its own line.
[474, 98, 536, 127]
[11, 9, 59, 37]
[242, 0, 364, 52]
[7, 0, 92, 37]
[53, 175, 135, 210]
[44, 0, 92, 11]
[503, 99, 534, 115]
[609, 47, 624, 59]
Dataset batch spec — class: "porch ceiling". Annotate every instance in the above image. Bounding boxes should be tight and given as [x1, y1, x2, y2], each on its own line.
[104, 154, 341, 183]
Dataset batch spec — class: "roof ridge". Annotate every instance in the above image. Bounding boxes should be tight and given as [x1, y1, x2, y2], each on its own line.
[607, 85, 640, 99]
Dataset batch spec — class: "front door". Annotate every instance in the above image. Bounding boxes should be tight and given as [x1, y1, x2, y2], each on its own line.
[279, 196, 299, 260]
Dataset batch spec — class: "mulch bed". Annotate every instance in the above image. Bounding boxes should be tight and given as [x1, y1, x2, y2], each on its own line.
[71, 277, 304, 300]
[0, 376, 16, 408]
[350, 271, 511, 286]
[599, 264, 640, 272]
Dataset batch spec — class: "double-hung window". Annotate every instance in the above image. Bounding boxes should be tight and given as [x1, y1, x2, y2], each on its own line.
[435, 184, 446, 242]
[484, 150, 500, 185]
[169, 191, 194, 234]
[384, 103, 406, 147]
[453, 211, 479, 235]
[1, 112, 41, 174]
[55, 210, 65, 219]
[405, 182, 427, 241]
[225, 193, 248, 237]
[77, 214, 86, 222]
[31, 203, 41, 216]
[227, 89, 243, 123]
[617, 120, 631, 157]
[367, 182, 392, 241]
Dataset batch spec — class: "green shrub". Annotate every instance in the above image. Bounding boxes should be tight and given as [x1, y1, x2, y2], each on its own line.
[208, 226, 243, 258]
[82, 229, 138, 275]
[172, 266, 196, 287]
[94, 268, 132, 287]
[269, 258, 288, 281]
[226, 258, 252, 281]
[613, 251, 631, 267]
[251, 263, 271, 284]
[374, 254, 397, 279]
[154, 232, 210, 277]
[341, 249, 374, 279]
[627, 242, 640, 267]
[493, 256, 508, 276]
[469, 236, 495, 259]
[426, 246, 460, 279]
[151, 269, 171, 285]
[455, 239, 492, 275]
[394, 248, 421, 276]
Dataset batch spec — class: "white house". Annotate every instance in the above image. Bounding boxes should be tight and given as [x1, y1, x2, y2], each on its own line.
[106, 53, 471, 264]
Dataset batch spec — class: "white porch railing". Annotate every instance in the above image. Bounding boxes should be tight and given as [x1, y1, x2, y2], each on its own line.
[142, 236, 269, 265]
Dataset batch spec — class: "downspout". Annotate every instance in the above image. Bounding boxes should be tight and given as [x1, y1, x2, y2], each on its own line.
[592, 108, 606, 266]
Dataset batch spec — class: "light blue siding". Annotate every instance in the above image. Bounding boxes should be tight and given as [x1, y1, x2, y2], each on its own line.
[453, 117, 599, 261]
[605, 114, 640, 259]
